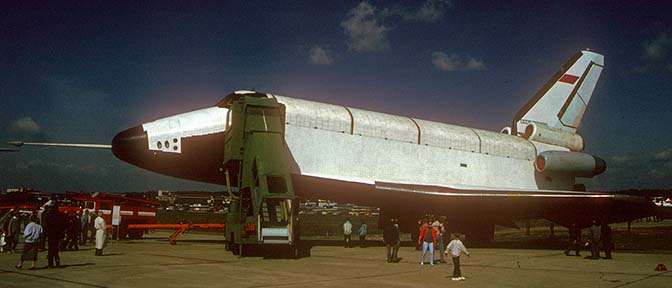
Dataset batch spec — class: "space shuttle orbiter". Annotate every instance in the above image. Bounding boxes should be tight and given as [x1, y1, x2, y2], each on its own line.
[10, 50, 660, 241]
[114, 51, 605, 190]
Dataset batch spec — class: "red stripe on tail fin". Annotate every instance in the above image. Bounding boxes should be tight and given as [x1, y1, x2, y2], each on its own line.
[559, 74, 579, 84]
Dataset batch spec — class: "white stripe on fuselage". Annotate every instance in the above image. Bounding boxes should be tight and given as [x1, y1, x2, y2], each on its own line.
[142, 107, 229, 153]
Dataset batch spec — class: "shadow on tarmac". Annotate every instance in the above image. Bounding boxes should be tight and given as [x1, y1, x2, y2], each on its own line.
[101, 253, 124, 256]
[57, 262, 96, 268]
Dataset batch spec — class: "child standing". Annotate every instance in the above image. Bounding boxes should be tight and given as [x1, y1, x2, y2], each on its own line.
[446, 234, 470, 281]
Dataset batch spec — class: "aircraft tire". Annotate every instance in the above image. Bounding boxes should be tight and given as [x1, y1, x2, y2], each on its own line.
[128, 230, 144, 239]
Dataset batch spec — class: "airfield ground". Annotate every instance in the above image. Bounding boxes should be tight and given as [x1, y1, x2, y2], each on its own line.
[1, 225, 670, 288]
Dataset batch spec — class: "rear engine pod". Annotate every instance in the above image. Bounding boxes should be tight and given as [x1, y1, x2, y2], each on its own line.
[524, 121, 584, 151]
[535, 151, 606, 178]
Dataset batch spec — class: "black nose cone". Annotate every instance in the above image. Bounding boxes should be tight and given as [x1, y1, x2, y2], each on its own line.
[111, 124, 226, 185]
[111, 125, 148, 166]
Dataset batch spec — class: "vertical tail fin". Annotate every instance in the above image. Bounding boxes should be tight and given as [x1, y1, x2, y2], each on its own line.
[513, 50, 604, 136]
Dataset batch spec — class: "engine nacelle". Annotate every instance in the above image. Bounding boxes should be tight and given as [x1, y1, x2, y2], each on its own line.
[535, 151, 606, 178]
[523, 121, 584, 151]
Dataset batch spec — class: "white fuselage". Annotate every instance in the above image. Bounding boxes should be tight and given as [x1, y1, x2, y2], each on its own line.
[276, 96, 571, 192]
[140, 94, 573, 191]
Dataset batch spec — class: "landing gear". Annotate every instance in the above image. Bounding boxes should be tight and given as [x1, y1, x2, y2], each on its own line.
[128, 230, 144, 239]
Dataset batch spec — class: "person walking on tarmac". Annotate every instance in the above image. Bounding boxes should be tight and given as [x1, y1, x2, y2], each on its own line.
[343, 218, 352, 248]
[416, 216, 430, 251]
[589, 220, 601, 259]
[418, 219, 437, 265]
[87, 211, 96, 244]
[15, 215, 42, 270]
[383, 218, 395, 262]
[446, 234, 470, 281]
[564, 223, 581, 256]
[44, 203, 66, 268]
[80, 209, 89, 246]
[433, 218, 447, 264]
[39, 205, 49, 251]
[66, 211, 81, 251]
[6, 210, 21, 253]
[358, 220, 368, 248]
[94, 211, 107, 256]
[383, 218, 401, 263]
[0, 228, 6, 253]
[601, 223, 613, 259]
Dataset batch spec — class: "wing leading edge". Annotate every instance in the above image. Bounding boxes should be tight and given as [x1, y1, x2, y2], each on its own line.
[374, 181, 644, 200]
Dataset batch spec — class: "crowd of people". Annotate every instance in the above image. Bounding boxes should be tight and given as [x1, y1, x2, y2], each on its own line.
[565, 220, 613, 260]
[341, 216, 618, 281]
[4, 206, 616, 275]
[343, 216, 471, 281]
[415, 216, 470, 281]
[1, 201, 108, 270]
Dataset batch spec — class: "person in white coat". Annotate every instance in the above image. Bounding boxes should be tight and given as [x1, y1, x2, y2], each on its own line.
[94, 211, 106, 256]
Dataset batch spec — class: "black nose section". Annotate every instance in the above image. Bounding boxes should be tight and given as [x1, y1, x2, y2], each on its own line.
[111, 125, 148, 166]
[111, 124, 226, 185]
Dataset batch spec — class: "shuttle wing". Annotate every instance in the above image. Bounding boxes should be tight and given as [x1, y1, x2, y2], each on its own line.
[374, 181, 629, 199]
[369, 181, 653, 228]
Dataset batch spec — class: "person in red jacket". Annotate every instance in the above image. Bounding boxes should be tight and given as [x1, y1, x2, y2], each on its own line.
[418, 219, 438, 265]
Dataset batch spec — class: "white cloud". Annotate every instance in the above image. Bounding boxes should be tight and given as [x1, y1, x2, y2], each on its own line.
[341, 2, 389, 53]
[401, 0, 452, 22]
[634, 33, 672, 73]
[611, 155, 629, 164]
[432, 51, 487, 72]
[464, 57, 487, 71]
[338, 1, 452, 54]
[432, 52, 460, 71]
[650, 163, 672, 179]
[654, 148, 672, 161]
[8, 117, 42, 135]
[644, 33, 671, 60]
[309, 46, 334, 65]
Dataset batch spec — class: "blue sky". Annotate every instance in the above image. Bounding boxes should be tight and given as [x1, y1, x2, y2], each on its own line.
[1, 0, 671, 192]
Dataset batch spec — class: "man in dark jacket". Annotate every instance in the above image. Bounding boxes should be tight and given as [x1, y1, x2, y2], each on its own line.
[383, 218, 401, 263]
[6, 210, 21, 253]
[564, 223, 581, 256]
[589, 220, 601, 259]
[601, 224, 613, 259]
[44, 205, 67, 267]
[66, 211, 81, 251]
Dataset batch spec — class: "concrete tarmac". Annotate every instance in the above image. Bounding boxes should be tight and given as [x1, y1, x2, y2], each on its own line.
[1, 232, 670, 288]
